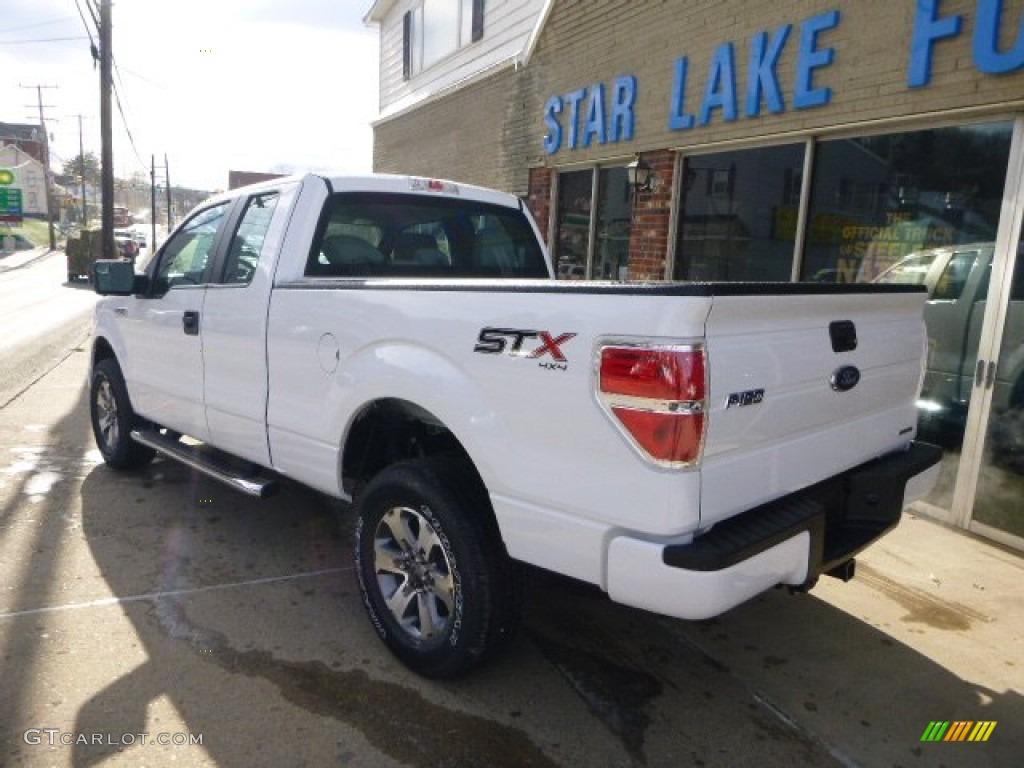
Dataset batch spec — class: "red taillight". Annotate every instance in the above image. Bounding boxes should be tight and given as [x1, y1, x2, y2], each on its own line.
[610, 407, 705, 464]
[598, 345, 707, 466]
[600, 347, 705, 401]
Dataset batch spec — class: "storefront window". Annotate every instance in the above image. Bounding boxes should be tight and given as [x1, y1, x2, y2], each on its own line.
[801, 123, 1012, 283]
[857, 122, 1014, 518]
[673, 144, 803, 281]
[594, 167, 632, 280]
[554, 170, 591, 279]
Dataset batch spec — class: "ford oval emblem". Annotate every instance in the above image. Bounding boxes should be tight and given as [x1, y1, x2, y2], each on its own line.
[831, 365, 861, 392]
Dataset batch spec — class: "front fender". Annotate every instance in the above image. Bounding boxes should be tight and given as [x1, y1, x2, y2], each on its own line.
[90, 300, 130, 374]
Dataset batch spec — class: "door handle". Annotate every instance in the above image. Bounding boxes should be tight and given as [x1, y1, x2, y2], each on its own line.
[985, 360, 997, 389]
[182, 310, 200, 336]
[975, 359, 986, 386]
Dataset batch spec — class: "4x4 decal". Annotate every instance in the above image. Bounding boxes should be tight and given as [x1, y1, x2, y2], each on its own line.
[474, 328, 577, 370]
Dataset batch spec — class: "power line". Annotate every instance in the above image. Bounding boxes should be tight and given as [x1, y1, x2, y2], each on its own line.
[0, 36, 89, 45]
[116, 65, 169, 90]
[110, 76, 147, 172]
[0, 16, 77, 35]
[71, 0, 100, 66]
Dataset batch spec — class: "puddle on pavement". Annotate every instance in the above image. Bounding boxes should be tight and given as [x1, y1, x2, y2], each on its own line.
[528, 631, 661, 764]
[152, 598, 558, 768]
[856, 563, 990, 631]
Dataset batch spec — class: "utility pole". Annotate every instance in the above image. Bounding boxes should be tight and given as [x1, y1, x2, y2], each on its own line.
[99, 0, 114, 258]
[151, 155, 171, 238]
[20, 84, 58, 250]
[150, 155, 156, 250]
[165, 153, 172, 231]
[70, 114, 89, 226]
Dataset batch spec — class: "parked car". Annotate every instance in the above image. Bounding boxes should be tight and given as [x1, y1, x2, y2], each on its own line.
[874, 243, 1024, 467]
[114, 230, 139, 261]
[113, 205, 133, 228]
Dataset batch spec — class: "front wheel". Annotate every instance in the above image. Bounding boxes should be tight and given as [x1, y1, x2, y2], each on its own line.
[90, 358, 155, 470]
[354, 457, 521, 678]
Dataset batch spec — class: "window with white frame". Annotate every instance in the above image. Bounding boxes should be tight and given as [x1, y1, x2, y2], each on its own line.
[403, 0, 484, 79]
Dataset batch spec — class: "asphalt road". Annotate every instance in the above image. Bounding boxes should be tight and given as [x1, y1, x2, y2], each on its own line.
[0, 275, 1020, 766]
[0, 248, 98, 409]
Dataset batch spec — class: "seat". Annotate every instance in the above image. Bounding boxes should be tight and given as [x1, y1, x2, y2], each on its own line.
[319, 234, 384, 276]
[472, 222, 513, 271]
[392, 232, 439, 264]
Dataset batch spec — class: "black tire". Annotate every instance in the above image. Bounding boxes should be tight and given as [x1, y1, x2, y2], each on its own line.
[67, 271, 76, 283]
[354, 457, 521, 678]
[89, 358, 156, 470]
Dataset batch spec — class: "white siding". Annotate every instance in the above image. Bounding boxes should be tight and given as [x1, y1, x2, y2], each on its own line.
[373, 0, 546, 119]
[0, 146, 48, 217]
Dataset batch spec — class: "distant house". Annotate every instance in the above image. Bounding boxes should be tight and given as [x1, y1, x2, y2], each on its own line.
[363, 0, 547, 192]
[228, 170, 286, 190]
[0, 122, 46, 165]
[0, 144, 49, 217]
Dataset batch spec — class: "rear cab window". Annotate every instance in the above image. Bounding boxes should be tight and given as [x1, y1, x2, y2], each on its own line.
[305, 192, 548, 279]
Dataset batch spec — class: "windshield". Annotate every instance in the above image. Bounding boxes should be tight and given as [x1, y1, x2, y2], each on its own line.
[873, 251, 941, 286]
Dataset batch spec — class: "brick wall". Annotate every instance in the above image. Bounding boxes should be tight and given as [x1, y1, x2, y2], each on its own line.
[374, 65, 540, 197]
[627, 150, 675, 281]
[525, 166, 552, 243]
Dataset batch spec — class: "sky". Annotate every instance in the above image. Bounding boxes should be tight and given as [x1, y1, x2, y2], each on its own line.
[1, 0, 380, 191]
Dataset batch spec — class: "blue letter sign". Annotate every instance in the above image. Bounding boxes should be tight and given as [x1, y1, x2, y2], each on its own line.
[974, 0, 1024, 74]
[793, 9, 840, 109]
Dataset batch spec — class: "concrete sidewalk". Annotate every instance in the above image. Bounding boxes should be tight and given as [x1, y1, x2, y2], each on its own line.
[0, 246, 55, 273]
[663, 497, 1024, 765]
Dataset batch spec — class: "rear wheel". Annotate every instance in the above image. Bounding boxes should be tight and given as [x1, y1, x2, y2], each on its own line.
[90, 358, 155, 470]
[354, 457, 521, 678]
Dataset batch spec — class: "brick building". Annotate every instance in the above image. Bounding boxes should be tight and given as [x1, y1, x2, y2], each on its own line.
[365, 1, 1024, 549]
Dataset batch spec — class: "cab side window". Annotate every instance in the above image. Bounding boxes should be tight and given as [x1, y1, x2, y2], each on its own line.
[154, 203, 229, 292]
[222, 191, 281, 285]
[932, 250, 979, 301]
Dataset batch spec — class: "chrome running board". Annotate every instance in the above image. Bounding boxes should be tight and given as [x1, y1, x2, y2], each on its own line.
[130, 429, 278, 498]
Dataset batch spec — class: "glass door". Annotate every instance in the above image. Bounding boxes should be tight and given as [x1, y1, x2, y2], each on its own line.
[952, 117, 1024, 546]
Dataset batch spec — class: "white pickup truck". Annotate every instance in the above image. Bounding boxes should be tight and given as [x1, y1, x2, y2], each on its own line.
[89, 173, 942, 677]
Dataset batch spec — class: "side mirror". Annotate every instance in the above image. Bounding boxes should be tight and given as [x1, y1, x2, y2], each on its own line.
[92, 259, 149, 296]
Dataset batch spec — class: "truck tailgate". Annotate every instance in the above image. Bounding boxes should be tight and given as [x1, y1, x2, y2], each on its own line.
[700, 289, 927, 527]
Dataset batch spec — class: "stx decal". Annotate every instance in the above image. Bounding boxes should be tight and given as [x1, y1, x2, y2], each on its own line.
[474, 328, 577, 366]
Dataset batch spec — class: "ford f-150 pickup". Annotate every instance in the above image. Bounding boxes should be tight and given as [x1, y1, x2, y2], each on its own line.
[89, 173, 942, 677]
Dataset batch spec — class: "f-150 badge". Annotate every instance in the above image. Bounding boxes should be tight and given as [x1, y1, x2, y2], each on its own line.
[474, 327, 576, 370]
[725, 388, 765, 408]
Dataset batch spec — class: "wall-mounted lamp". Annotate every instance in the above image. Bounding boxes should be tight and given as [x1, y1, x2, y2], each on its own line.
[626, 155, 656, 192]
